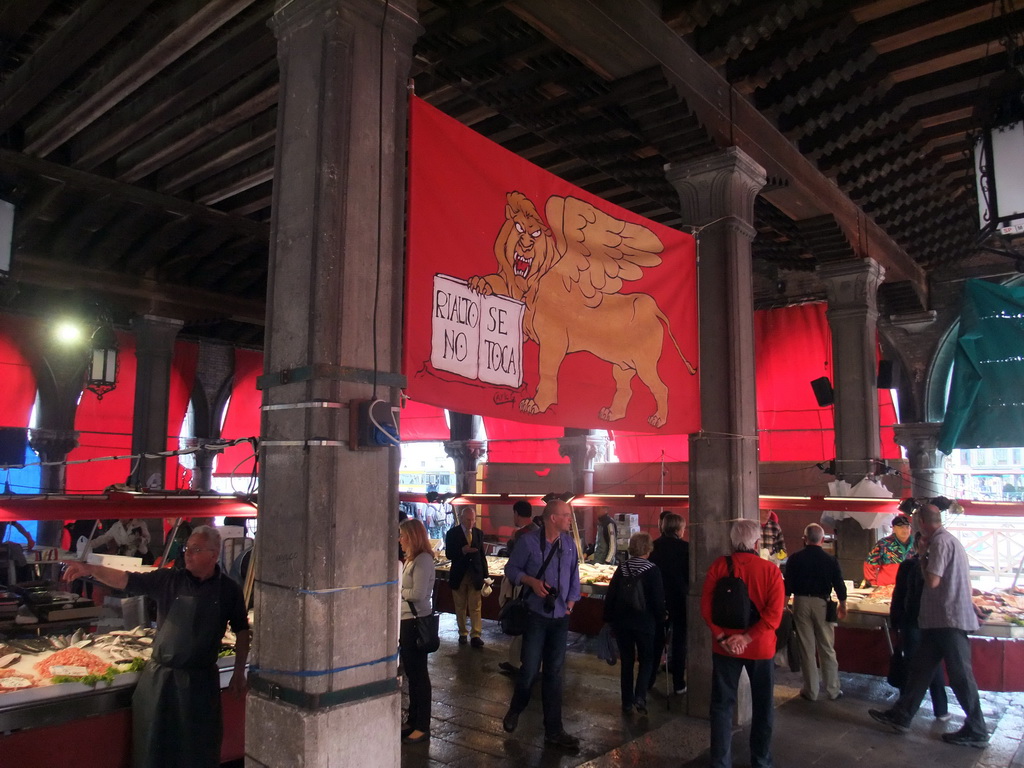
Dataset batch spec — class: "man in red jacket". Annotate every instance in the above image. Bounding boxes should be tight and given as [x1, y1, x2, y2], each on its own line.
[701, 518, 785, 768]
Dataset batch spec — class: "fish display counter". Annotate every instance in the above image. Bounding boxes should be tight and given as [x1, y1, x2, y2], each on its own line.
[0, 610, 249, 767]
[831, 584, 1024, 691]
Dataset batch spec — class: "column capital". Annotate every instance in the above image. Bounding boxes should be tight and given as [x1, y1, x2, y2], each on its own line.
[131, 315, 184, 356]
[666, 147, 766, 230]
[272, 0, 420, 45]
[556, 433, 610, 465]
[443, 439, 487, 464]
[892, 422, 943, 469]
[29, 428, 80, 462]
[815, 258, 885, 310]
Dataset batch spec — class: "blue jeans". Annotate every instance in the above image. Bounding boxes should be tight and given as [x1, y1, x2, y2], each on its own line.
[508, 611, 569, 736]
[710, 654, 774, 768]
[892, 628, 986, 737]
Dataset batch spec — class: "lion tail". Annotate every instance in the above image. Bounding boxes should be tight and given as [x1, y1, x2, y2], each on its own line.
[655, 306, 697, 376]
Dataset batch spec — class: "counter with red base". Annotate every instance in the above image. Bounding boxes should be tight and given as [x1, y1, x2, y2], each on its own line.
[0, 660, 245, 766]
[833, 618, 1024, 692]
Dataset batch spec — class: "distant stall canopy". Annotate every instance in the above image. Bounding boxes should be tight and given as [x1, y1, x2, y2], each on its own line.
[938, 280, 1024, 453]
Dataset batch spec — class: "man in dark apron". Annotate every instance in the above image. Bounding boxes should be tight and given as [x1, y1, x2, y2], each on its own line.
[64, 525, 250, 767]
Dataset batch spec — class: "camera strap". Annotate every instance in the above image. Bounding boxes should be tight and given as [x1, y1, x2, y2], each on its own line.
[535, 530, 560, 584]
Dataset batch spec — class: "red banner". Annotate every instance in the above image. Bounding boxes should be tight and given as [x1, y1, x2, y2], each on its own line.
[405, 98, 699, 433]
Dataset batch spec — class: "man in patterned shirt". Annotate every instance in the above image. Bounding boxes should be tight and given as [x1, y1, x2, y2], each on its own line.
[862, 513, 913, 586]
[868, 504, 988, 748]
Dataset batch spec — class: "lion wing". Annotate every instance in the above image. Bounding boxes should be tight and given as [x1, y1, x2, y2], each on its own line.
[546, 196, 663, 308]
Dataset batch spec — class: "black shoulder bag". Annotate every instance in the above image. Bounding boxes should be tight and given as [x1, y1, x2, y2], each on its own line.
[498, 531, 560, 636]
[406, 599, 441, 653]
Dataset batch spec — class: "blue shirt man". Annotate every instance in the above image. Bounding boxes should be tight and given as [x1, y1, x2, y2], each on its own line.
[502, 500, 582, 750]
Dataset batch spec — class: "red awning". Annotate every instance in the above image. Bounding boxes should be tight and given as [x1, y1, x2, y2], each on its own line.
[398, 491, 1024, 517]
[0, 491, 256, 521]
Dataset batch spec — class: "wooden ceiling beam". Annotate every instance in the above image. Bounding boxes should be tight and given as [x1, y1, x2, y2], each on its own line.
[12, 254, 265, 326]
[509, 0, 926, 292]
[0, 148, 268, 241]
[0, 1, 54, 61]
[23, 0, 264, 157]
[69, 29, 276, 171]
[192, 149, 275, 206]
[121, 82, 278, 186]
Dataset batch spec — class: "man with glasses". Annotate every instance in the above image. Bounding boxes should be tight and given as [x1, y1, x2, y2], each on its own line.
[501, 499, 582, 750]
[64, 525, 250, 768]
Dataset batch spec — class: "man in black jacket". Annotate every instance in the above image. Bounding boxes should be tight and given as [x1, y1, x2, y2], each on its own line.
[784, 523, 847, 701]
[649, 512, 689, 694]
[445, 506, 488, 647]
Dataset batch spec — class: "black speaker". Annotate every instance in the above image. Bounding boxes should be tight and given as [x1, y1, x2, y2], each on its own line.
[810, 377, 833, 407]
[877, 360, 895, 389]
[0, 427, 27, 466]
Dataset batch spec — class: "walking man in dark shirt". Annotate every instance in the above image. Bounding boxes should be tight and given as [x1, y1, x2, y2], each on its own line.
[784, 523, 847, 701]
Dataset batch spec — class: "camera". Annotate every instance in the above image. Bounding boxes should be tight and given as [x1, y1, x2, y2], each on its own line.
[543, 585, 559, 613]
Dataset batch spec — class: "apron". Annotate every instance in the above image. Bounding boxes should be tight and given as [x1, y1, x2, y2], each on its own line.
[132, 577, 224, 768]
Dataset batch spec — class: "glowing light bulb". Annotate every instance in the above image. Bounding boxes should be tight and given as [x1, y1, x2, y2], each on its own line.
[54, 321, 83, 344]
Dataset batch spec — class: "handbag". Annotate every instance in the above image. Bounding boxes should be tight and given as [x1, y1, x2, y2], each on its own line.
[406, 600, 441, 653]
[887, 644, 908, 689]
[499, 531, 561, 636]
[825, 598, 839, 623]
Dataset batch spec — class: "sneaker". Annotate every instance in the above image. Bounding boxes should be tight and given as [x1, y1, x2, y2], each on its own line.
[502, 708, 519, 733]
[868, 708, 909, 734]
[458, 635, 468, 645]
[674, 686, 687, 695]
[829, 691, 844, 701]
[635, 701, 648, 715]
[544, 731, 580, 750]
[470, 636, 484, 648]
[799, 691, 817, 702]
[941, 729, 989, 748]
[498, 662, 519, 675]
[935, 712, 952, 722]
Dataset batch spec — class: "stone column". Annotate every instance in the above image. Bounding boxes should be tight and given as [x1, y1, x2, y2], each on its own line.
[247, 2, 419, 766]
[22, 323, 87, 545]
[444, 412, 485, 494]
[817, 260, 886, 580]
[129, 315, 183, 490]
[190, 341, 236, 491]
[557, 428, 609, 496]
[893, 422, 945, 500]
[667, 148, 766, 719]
[28, 429, 79, 543]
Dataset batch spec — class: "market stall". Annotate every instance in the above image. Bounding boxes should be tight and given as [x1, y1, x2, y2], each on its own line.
[833, 584, 1024, 692]
[0, 492, 256, 767]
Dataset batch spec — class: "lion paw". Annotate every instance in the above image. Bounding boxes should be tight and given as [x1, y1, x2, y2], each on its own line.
[467, 276, 493, 295]
[520, 399, 541, 414]
[647, 414, 667, 428]
[598, 407, 623, 422]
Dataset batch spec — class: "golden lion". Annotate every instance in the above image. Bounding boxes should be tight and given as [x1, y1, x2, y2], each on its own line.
[468, 191, 695, 428]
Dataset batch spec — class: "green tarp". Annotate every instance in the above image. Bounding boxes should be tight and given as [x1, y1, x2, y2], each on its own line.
[938, 279, 1024, 453]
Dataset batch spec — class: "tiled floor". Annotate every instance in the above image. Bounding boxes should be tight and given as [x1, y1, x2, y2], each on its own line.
[399, 614, 1024, 768]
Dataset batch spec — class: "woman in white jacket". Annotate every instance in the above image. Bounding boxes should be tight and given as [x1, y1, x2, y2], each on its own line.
[399, 518, 435, 744]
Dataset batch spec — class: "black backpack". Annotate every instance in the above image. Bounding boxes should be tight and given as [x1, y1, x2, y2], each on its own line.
[711, 555, 760, 629]
[619, 566, 647, 614]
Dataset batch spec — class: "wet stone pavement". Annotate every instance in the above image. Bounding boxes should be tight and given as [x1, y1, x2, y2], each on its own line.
[400, 614, 1024, 768]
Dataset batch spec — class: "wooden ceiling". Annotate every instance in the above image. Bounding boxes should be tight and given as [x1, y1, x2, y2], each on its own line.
[0, 0, 1020, 346]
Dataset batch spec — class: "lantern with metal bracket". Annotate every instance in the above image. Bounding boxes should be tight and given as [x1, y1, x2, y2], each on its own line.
[85, 324, 118, 399]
